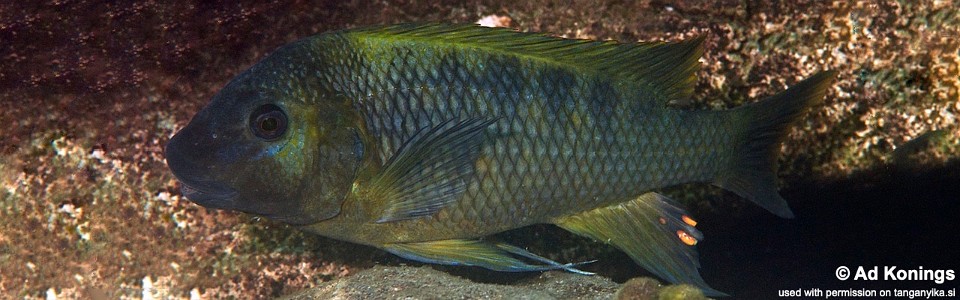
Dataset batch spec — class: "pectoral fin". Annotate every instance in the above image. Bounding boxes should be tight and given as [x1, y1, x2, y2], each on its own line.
[554, 192, 727, 297]
[383, 239, 593, 274]
[372, 118, 495, 223]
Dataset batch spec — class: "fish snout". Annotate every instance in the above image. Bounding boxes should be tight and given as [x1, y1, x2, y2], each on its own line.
[165, 130, 239, 209]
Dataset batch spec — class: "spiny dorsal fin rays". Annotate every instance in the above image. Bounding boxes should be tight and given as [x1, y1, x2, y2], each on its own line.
[342, 23, 703, 103]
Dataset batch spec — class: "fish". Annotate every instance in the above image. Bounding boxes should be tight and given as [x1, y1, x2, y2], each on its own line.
[889, 129, 949, 165]
[164, 23, 836, 296]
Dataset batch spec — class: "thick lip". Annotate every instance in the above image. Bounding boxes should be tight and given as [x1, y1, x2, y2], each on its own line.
[177, 179, 238, 209]
[165, 129, 238, 208]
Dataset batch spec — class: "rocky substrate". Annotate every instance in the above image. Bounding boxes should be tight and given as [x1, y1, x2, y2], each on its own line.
[280, 265, 708, 300]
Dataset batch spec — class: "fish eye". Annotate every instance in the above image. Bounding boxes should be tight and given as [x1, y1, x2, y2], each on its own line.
[249, 104, 288, 140]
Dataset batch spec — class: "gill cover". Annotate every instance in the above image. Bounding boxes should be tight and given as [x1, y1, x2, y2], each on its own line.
[165, 41, 364, 225]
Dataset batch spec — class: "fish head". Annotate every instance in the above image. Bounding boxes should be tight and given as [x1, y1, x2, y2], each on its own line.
[165, 56, 363, 225]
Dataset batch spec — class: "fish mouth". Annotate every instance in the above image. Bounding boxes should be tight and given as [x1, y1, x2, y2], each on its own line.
[165, 130, 239, 209]
[177, 179, 238, 209]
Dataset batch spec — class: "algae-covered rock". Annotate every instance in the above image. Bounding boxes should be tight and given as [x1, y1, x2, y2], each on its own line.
[280, 266, 625, 299]
[657, 284, 707, 300]
[280, 266, 710, 300]
[615, 277, 661, 300]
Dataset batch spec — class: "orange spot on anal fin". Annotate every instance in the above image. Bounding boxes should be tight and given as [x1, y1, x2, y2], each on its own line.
[658, 217, 667, 225]
[677, 230, 698, 246]
[681, 215, 697, 227]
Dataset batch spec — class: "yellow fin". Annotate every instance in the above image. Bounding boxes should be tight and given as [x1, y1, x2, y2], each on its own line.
[554, 192, 726, 297]
[383, 239, 592, 273]
[714, 70, 836, 218]
[343, 23, 703, 102]
[370, 117, 494, 223]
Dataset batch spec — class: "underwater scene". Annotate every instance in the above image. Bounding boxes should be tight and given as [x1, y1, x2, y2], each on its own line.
[2, 1, 958, 299]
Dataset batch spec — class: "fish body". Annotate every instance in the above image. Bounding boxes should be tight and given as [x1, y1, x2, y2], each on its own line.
[165, 24, 835, 296]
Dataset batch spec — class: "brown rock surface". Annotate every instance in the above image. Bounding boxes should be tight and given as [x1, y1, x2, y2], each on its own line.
[281, 266, 622, 300]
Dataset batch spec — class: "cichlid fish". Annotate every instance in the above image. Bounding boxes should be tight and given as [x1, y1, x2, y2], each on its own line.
[165, 23, 835, 296]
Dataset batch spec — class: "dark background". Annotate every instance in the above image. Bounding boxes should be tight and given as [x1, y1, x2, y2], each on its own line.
[701, 160, 960, 298]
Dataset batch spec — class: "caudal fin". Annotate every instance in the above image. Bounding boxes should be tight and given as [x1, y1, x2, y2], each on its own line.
[714, 71, 837, 218]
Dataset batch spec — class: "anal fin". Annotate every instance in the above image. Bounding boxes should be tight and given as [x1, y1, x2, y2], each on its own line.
[554, 192, 727, 297]
[383, 239, 593, 274]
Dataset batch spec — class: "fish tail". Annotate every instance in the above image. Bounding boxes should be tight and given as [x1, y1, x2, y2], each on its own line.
[714, 71, 837, 218]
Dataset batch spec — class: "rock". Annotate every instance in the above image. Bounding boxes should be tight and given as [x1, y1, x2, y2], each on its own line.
[280, 265, 716, 300]
[280, 265, 622, 299]
[614, 277, 662, 300]
[657, 284, 707, 300]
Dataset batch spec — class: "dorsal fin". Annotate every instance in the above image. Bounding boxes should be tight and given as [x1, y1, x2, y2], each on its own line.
[341, 23, 704, 102]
